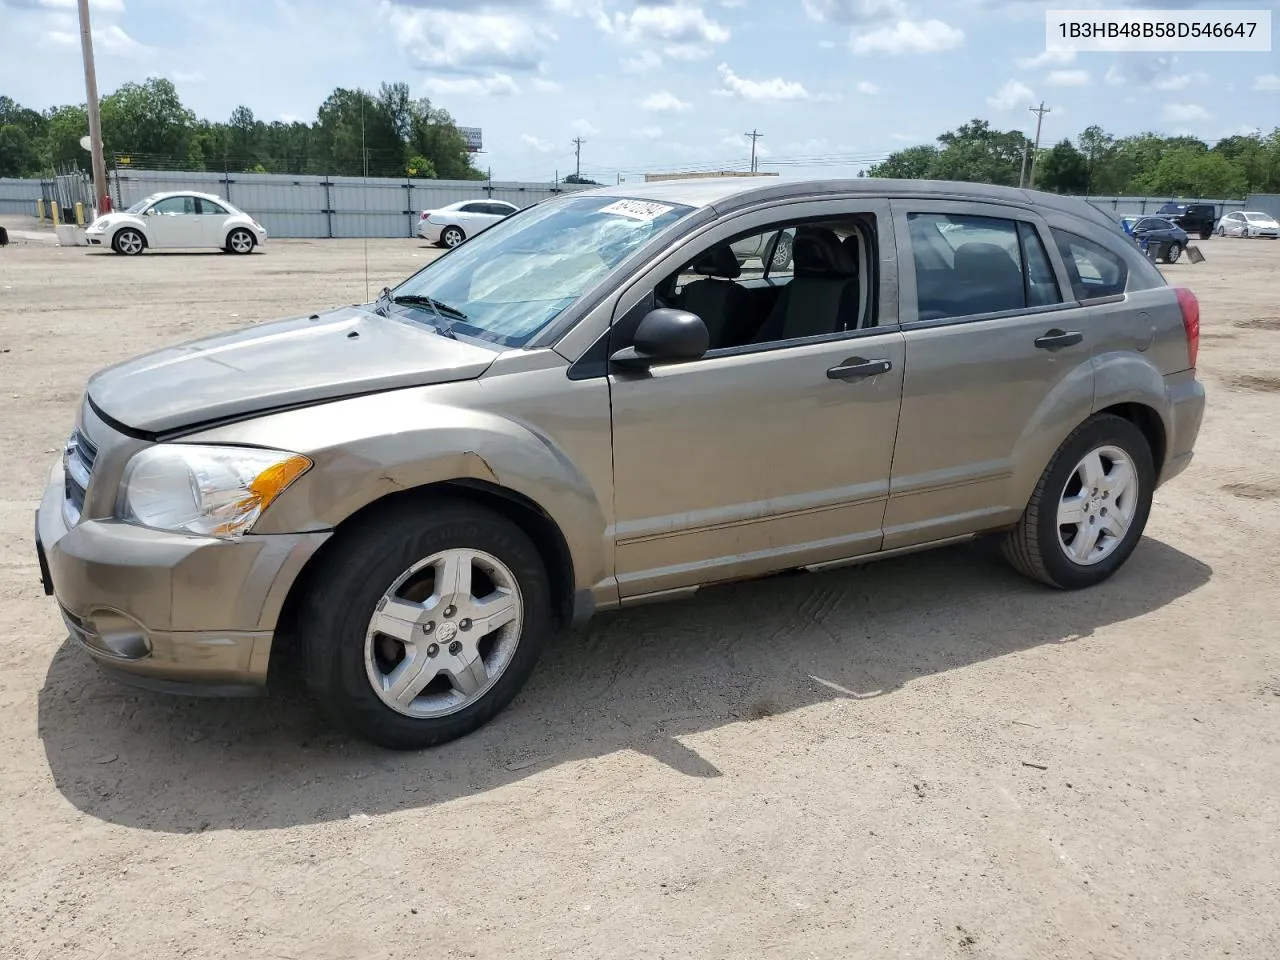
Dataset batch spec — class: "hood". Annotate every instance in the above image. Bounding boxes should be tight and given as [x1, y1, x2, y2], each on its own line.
[87, 305, 499, 435]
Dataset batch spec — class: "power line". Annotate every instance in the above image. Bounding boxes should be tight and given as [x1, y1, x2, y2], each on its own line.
[744, 129, 763, 173]
[1027, 101, 1051, 189]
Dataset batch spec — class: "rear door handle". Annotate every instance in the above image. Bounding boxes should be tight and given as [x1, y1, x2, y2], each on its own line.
[827, 357, 893, 382]
[1034, 329, 1083, 351]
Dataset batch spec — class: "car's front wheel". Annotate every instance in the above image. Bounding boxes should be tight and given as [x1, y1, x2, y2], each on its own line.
[1002, 414, 1155, 590]
[300, 499, 552, 749]
[112, 228, 145, 256]
[227, 228, 256, 254]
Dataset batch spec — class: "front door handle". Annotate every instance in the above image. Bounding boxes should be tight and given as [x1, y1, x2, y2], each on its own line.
[1034, 329, 1083, 351]
[827, 357, 893, 382]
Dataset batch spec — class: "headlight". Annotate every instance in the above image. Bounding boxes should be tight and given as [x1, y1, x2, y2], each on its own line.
[117, 445, 312, 539]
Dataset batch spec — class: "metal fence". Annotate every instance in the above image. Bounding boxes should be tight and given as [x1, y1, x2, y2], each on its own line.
[1245, 194, 1280, 219]
[0, 177, 43, 216]
[1083, 195, 1246, 218]
[107, 168, 589, 239]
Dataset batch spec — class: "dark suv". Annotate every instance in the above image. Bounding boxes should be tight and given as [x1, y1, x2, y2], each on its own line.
[1156, 202, 1217, 240]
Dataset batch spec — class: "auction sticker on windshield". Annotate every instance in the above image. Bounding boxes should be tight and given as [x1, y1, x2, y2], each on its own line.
[598, 199, 676, 222]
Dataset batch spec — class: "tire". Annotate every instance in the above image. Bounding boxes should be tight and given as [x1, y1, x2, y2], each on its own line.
[770, 233, 794, 271]
[1164, 241, 1182, 263]
[226, 228, 255, 254]
[1215, 225, 1224, 237]
[300, 499, 552, 749]
[112, 228, 145, 256]
[1001, 414, 1155, 590]
[441, 225, 465, 248]
[1198, 229, 1211, 241]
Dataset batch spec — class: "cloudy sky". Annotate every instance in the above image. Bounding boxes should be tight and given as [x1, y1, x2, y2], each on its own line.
[2, 0, 1277, 182]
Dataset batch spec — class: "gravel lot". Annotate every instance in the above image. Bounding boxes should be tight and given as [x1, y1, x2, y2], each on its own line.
[1, 227, 1278, 960]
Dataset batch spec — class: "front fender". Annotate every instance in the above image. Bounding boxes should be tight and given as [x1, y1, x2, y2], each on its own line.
[186, 386, 612, 600]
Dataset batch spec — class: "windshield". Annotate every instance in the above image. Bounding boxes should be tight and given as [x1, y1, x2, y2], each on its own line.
[126, 195, 159, 214]
[390, 194, 695, 346]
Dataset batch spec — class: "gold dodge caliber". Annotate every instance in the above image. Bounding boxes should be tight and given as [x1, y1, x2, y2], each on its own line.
[36, 178, 1206, 749]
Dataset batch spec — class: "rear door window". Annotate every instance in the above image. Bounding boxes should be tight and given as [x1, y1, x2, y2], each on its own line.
[907, 212, 1058, 321]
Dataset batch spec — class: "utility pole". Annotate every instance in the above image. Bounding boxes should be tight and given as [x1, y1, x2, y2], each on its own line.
[77, 0, 108, 215]
[571, 137, 585, 179]
[744, 129, 763, 173]
[1027, 101, 1050, 189]
[1018, 138, 1030, 189]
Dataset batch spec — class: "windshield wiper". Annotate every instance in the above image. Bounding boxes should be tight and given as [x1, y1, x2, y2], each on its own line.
[388, 293, 467, 339]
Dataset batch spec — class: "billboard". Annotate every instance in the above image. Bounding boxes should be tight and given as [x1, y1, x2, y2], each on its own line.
[457, 127, 483, 152]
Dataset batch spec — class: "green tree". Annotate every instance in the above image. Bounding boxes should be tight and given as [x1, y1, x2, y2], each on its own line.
[1077, 125, 1116, 194]
[99, 78, 196, 160]
[1133, 148, 1247, 198]
[42, 104, 90, 170]
[867, 144, 937, 179]
[1034, 139, 1090, 193]
[407, 97, 484, 180]
[0, 125, 41, 176]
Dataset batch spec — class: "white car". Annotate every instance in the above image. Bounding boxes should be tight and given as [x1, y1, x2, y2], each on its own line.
[1215, 210, 1280, 239]
[85, 191, 268, 256]
[417, 199, 519, 248]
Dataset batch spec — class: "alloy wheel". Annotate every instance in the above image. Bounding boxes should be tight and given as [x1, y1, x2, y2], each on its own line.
[363, 548, 524, 718]
[1056, 445, 1139, 566]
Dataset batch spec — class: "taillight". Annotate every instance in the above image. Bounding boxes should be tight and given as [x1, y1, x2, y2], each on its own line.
[1174, 286, 1199, 369]
[420, 211, 431, 220]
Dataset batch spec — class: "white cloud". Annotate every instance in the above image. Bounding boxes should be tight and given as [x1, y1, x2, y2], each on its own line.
[46, 22, 152, 58]
[635, 125, 665, 139]
[571, 117, 598, 136]
[1255, 74, 1280, 91]
[1162, 103, 1211, 122]
[891, 132, 917, 141]
[171, 69, 207, 83]
[421, 73, 521, 96]
[641, 90, 692, 112]
[1046, 69, 1089, 86]
[1016, 48, 1075, 68]
[665, 42, 712, 60]
[531, 77, 562, 92]
[384, 7, 552, 74]
[621, 48, 662, 72]
[615, 3, 730, 45]
[520, 133, 555, 153]
[12, 0, 125, 10]
[802, 0, 905, 22]
[856, 80, 879, 94]
[850, 19, 964, 55]
[716, 63, 811, 101]
[987, 78, 1035, 110]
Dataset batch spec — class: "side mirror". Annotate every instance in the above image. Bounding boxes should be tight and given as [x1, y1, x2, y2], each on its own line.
[610, 308, 709, 371]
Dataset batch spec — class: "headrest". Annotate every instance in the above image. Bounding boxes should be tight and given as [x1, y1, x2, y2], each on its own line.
[793, 226, 856, 278]
[953, 241, 1020, 278]
[690, 244, 741, 279]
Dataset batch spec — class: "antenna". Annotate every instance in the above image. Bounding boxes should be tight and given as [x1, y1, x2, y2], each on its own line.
[361, 94, 370, 303]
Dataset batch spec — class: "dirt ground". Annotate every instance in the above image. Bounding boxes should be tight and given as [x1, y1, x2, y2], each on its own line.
[1, 225, 1278, 960]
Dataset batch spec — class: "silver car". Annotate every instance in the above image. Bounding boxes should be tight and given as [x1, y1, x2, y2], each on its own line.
[36, 178, 1205, 749]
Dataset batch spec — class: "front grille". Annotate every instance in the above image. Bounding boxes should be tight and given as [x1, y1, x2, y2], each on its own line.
[63, 428, 98, 525]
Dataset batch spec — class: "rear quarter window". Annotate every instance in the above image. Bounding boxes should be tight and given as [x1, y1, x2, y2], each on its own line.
[1051, 229, 1129, 301]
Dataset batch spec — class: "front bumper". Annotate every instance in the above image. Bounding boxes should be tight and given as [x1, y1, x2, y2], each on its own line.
[37, 457, 328, 694]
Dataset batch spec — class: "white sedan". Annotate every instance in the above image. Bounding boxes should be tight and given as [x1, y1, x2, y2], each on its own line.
[417, 199, 519, 248]
[1215, 210, 1280, 239]
[85, 191, 268, 255]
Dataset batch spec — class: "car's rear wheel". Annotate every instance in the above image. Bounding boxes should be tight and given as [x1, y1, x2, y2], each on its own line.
[112, 228, 145, 256]
[1198, 229, 1211, 240]
[300, 499, 552, 749]
[441, 225, 465, 248]
[1165, 241, 1182, 263]
[1002, 414, 1155, 590]
[227, 228, 255, 254]
[770, 233, 794, 270]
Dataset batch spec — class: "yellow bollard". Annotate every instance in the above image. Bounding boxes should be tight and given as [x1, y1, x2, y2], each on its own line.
[36, 199, 45, 222]
[75, 201, 85, 225]
[51, 201, 60, 225]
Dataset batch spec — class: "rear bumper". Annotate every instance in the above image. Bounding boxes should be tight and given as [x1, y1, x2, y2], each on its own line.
[37, 456, 328, 694]
[417, 221, 444, 242]
[1160, 370, 1205, 486]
